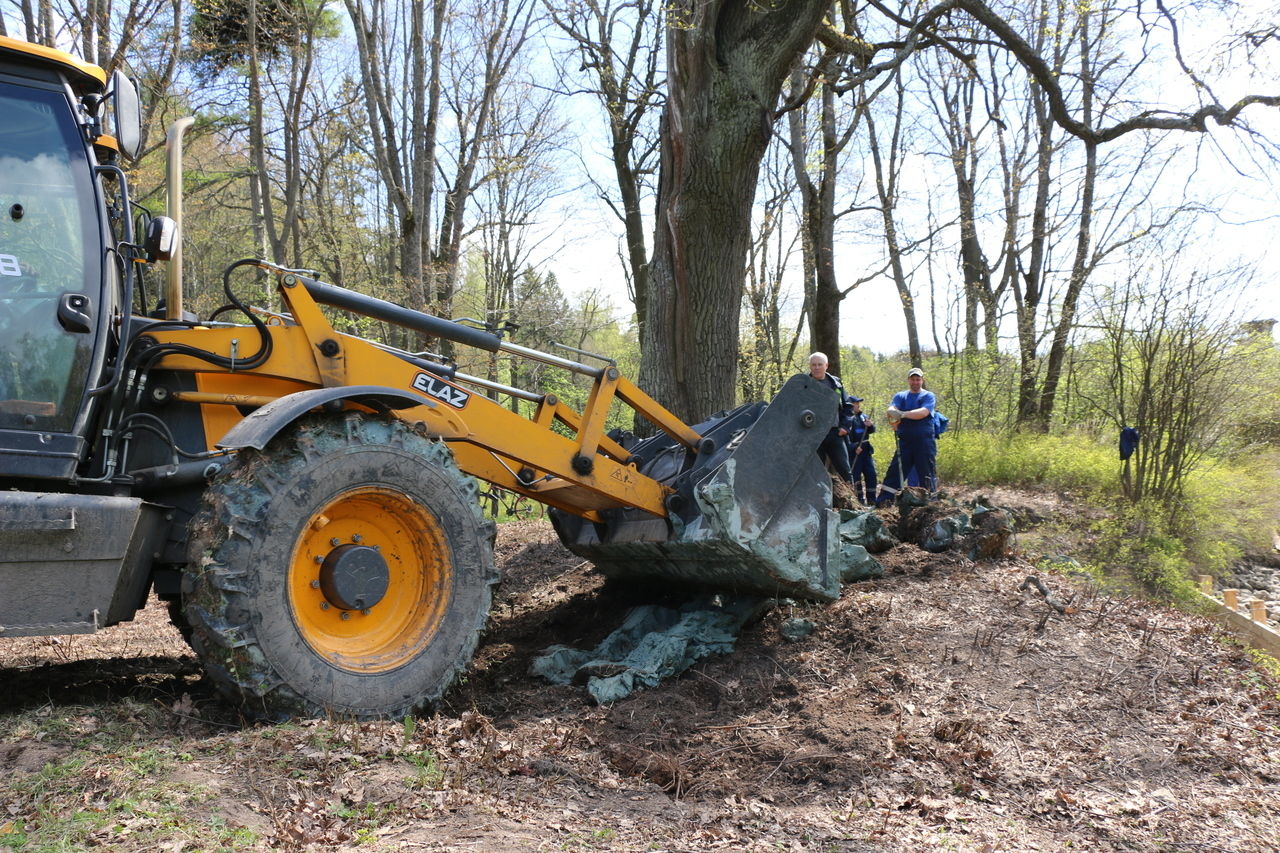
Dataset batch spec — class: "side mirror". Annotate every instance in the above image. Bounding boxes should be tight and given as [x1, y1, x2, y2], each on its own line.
[143, 216, 177, 261]
[110, 71, 143, 160]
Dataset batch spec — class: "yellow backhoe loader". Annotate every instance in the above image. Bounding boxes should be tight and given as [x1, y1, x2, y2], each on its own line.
[0, 36, 845, 719]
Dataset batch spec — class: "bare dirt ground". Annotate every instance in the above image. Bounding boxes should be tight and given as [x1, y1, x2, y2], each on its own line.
[1, 487, 1278, 852]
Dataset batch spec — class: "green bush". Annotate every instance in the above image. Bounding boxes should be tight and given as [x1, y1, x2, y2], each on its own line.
[933, 431, 1116, 494]
[1087, 500, 1201, 603]
[929, 431, 1277, 601]
[1178, 451, 1280, 567]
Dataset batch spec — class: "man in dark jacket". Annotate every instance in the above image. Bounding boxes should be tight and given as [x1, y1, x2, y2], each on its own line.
[807, 352, 854, 485]
[846, 396, 877, 504]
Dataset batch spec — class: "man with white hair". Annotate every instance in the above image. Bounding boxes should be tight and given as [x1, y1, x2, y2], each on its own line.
[807, 352, 854, 486]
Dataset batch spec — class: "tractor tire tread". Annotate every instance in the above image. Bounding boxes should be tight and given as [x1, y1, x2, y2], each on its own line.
[183, 414, 495, 720]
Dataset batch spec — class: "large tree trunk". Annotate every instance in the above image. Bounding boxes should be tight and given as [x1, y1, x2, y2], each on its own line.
[638, 0, 829, 423]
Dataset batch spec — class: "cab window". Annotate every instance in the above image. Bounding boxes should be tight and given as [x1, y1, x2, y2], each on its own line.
[0, 80, 98, 433]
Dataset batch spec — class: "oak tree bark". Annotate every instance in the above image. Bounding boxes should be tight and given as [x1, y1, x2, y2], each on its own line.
[638, 0, 829, 422]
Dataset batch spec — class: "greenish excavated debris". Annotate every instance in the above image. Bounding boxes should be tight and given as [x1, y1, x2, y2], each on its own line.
[530, 596, 770, 704]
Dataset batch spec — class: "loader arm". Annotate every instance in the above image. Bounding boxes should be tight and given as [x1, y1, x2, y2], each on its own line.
[141, 267, 701, 521]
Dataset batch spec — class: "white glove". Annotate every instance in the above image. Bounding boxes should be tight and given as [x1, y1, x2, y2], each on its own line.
[886, 406, 903, 423]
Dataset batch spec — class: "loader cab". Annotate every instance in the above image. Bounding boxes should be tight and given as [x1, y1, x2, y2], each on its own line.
[0, 37, 136, 480]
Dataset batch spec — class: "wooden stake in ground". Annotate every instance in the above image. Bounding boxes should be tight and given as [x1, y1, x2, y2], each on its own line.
[1250, 599, 1268, 624]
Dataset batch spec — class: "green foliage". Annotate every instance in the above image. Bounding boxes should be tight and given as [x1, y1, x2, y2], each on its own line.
[737, 326, 790, 403]
[935, 350, 1025, 433]
[188, 0, 339, 75]
[448, 260, 641, 433]
[1233, 321, 1280, 448]
[936, 431, 1116, 493]
[1178, 450, 1280, 568]
[1243, 649, 1280, 700]
[937, 431, 1278, 601]
[1078, 263, 1276, 506]
[1086, 502, 1201, 603]
[829, 350, 1025, 437]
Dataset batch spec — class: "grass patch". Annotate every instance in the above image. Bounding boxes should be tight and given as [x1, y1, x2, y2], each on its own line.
[936, 431, 1116, 495]
[0, 749, 259, 852]
[406, 747, 446, 789]
[935, 432, 1279, 601]
[0, 704, 267, 852]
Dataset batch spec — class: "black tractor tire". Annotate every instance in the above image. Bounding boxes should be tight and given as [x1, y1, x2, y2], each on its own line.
[182, 413, 497, 720]
[164, 596, 194, 647]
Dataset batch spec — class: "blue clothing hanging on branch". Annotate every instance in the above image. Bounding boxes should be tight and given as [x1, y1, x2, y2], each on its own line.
[1119, 427, 1140, 461]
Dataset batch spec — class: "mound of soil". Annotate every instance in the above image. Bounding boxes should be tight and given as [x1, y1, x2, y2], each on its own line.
[1, 490, 1278, 852]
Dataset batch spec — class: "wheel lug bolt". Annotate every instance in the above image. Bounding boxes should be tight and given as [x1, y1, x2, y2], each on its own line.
[361, 608, 371, 616]
[330, 537, 341, 547]
[352, 534, 363, 544]
[320, 601, 330, 610]
[340, 611, 351, 620]
[310, 579, 320, 589]
[313, 555, 323, 564]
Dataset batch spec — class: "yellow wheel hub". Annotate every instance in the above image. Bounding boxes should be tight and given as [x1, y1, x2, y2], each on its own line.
[289, 487, 451, 673]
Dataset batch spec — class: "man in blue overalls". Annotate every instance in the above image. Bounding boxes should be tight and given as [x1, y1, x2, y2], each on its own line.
[846, 396, 877, 504]
[887, 366, 937, 495]
[807, 352, 854, 485]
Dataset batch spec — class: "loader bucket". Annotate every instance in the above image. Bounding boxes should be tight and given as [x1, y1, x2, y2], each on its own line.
[551, 374, 845, 602]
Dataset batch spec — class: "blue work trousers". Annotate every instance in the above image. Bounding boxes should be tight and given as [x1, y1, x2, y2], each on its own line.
[850, 448, 878, 505]
[897, 433, 937, 493]
[817, 430, 853, 483]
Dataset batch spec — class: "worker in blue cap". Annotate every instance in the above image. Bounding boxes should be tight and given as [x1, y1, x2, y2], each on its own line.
[885, 366, 937, 496]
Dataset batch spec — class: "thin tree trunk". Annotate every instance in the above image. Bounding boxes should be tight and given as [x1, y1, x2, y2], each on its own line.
[865, 93, 921, 366]
[785, 68, 819, 361]
[1037, 8, 1099, 430]
[246, 0, 284, 264]
[1014, 89, 1054, 426]
[808, 84, 842, 376]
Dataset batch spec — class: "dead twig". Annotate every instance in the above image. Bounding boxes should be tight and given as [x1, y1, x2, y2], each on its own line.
[697, 722, 792, 732]
[1020, 575, 1075, 615]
